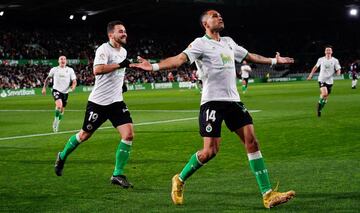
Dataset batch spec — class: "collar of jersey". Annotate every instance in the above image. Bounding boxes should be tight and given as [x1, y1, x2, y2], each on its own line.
[108, 41, 121, 49]
[204, 34, 220, 42]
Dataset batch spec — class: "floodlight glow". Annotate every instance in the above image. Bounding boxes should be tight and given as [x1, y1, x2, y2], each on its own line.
[69, 15, 74, 20]
[0, 11, 4, 16]
[82, 15, 87, 20]
[350, 8, 358, 16]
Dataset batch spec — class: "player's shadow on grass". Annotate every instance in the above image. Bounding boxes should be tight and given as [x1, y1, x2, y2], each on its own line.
[183, 190, 267, 210]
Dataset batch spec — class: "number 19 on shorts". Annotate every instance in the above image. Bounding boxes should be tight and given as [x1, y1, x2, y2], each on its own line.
[88, 111, 99, 122]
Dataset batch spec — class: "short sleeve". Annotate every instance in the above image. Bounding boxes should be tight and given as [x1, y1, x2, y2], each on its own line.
[182, 38, 203, 64]
[48, 68, 55, 77]
[93, 46, 108, 66]
[335, 59, 341, 70]
[70, 68, 76, 80]
[315, 58, 321, 67]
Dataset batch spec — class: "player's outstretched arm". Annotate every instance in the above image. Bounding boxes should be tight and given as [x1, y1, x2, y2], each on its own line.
[69, 79, 77, 92]
[42, 76, 51, 95]
[93, 59, 130, 75]
[307, 65, 318, 80]
[130, 53, 188, 71]
[336, 69, 341, 76]
[246, 52, 294, 65]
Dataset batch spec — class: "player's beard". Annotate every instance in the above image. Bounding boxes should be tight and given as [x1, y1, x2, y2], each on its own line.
[115, 36, 127, 45]
[217, 23, 224, 32]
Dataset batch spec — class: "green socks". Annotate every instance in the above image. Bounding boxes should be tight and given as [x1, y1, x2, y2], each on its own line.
[318, 98, 327, 111]
[55, 109, 61, 119]
[113, 140, 132, 176]
[179, 152, 203, 182]
[59, 112, 64, 120]
[248, 151, 272, 195]
[242, 85, 247, 93]
[59, 134, 80, 161]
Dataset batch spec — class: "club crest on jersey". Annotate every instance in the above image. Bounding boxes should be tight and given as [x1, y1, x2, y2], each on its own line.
[206, 123, 213, 133]
[100, 53, 106, 61]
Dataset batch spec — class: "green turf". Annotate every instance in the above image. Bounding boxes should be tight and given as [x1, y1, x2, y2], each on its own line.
[0, 80, 359, 212]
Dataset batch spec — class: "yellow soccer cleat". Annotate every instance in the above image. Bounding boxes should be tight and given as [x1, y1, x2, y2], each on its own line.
[171, 174, 185, 205]
[263, 187, 295, 209]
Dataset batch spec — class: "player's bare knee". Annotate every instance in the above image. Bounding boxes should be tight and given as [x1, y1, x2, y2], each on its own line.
[199, 149, 217, 162]
[245, 138, 259, 151]
[55, 102, 63, 109]
[122, 132, 134, 141]
[78, 130, 91, 143]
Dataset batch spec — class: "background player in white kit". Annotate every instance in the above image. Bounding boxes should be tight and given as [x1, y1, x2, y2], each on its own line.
[349, 60, 358, 89]
[54, 21, 134, 188]
[42, 56, 77, 132]
[307, 46, 341, 117]
[132, 9, 295, 209]
[241, 60, 252, 93]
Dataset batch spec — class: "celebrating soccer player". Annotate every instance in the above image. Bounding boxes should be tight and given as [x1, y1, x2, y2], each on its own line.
[131, 9, 295, 208]
[54, 21, 134, 188]
[42, 56, 77, 132]
[307, 46, 341, 117]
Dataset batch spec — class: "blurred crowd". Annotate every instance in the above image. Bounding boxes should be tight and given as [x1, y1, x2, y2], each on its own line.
[1, 28, 359, 89]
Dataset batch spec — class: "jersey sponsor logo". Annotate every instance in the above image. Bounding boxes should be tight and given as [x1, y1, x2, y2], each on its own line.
[220, 53, 233, 65]
[122, 108, 129, 113]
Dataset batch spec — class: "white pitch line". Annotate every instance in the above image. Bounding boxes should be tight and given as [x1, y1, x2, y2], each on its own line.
[0, 117, 198, 141]
[0, 110, 261, 141]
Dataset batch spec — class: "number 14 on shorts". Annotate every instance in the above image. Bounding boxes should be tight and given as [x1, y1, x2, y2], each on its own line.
[206, 109, 216, 122]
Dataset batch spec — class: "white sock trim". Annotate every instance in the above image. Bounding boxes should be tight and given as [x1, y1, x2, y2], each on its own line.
[75, 133, 82, 142]
[121, 139, 133, 146]
[195, 151, 204, 165]
[247, 151, 263, 161]
[262, 189, 273, 196]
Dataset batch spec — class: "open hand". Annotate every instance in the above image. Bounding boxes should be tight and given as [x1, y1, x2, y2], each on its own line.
[275, 52, 294, 64]
[130, 56, 153, 71]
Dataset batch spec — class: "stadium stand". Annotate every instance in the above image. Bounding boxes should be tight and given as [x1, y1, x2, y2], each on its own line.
[0, 26, 359, 89]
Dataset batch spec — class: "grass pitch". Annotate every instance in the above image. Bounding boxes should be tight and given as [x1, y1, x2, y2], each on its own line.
[0, 80, 359, 212]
